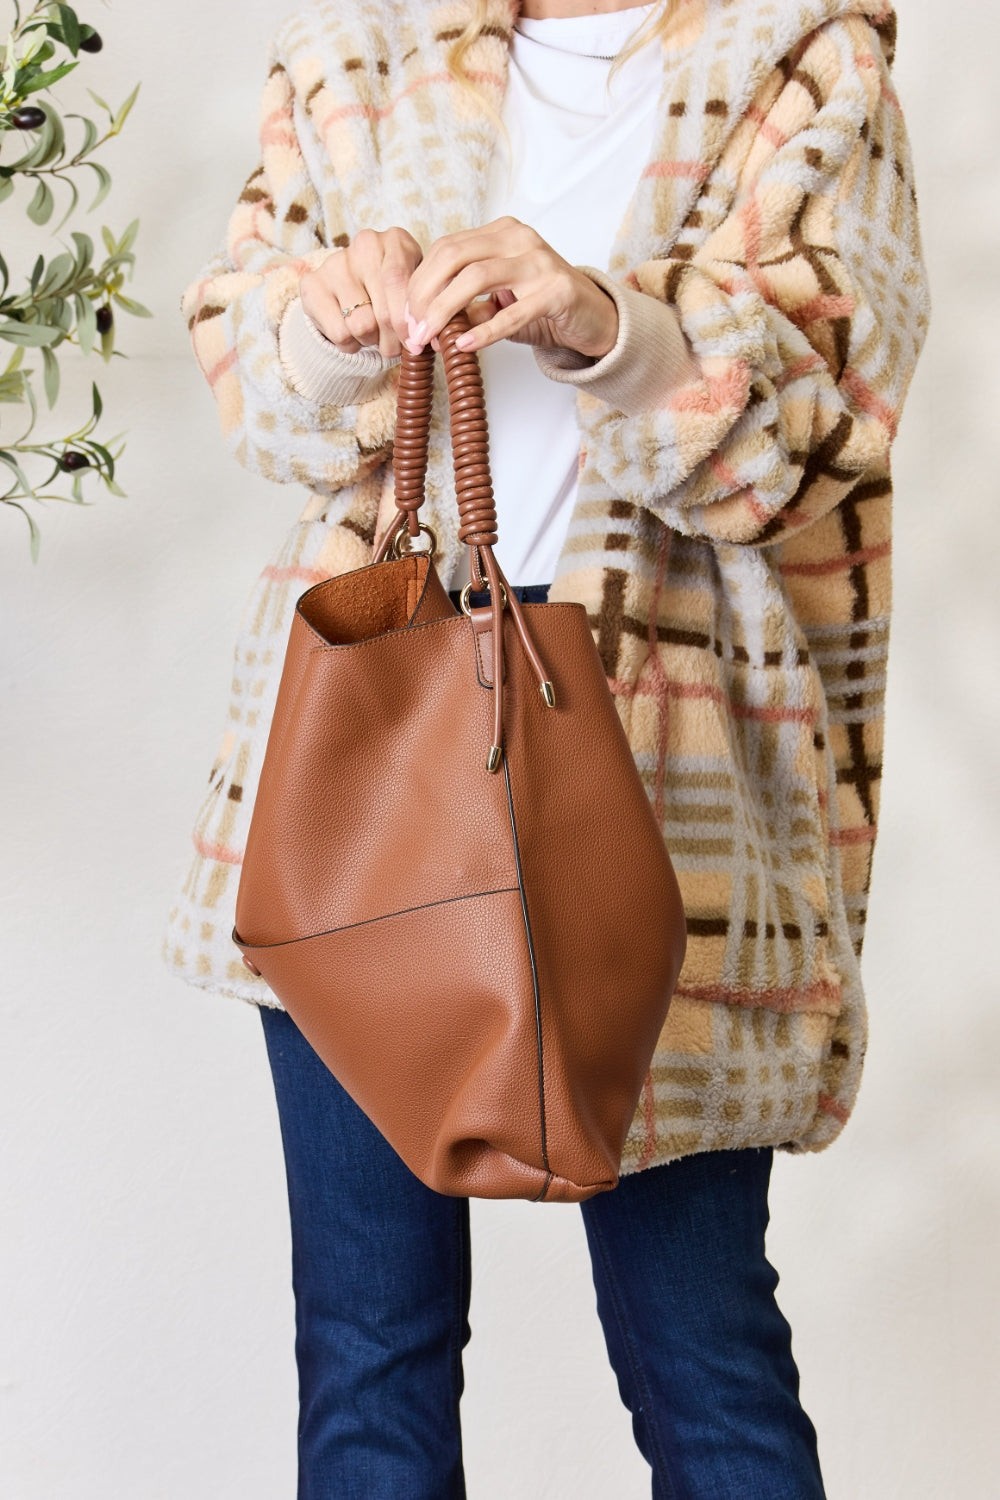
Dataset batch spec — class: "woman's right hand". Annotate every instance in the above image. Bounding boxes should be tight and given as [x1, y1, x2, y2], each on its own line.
[299, 227, 424, 361]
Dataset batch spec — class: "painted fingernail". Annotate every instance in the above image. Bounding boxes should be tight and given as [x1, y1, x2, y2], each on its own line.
[454, 332, 474, 349]
[404, 337, 424, 354]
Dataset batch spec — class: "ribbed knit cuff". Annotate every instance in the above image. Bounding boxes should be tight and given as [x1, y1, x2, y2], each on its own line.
[532, 264, 702, 416]
[278, 294, 401, 406]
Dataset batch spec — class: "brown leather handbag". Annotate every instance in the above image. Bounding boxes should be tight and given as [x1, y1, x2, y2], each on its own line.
[233, 309, 686, 1203]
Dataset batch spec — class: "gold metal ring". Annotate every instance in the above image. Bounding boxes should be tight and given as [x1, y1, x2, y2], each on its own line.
[459, 578, 508, 618]
[389, 521, 437, 560]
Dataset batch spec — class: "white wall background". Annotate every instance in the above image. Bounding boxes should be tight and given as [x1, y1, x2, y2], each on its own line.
[0, 1, 996, 1495]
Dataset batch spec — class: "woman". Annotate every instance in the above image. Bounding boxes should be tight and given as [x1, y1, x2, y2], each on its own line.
[165, 0, 929, 1493]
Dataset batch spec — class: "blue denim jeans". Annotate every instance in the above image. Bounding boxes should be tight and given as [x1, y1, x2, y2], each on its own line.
[259, 1005, 827, 1500]
[447, 581, 554, 608]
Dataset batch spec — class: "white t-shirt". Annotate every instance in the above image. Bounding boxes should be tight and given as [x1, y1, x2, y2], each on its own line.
[452, 2, 663, 589]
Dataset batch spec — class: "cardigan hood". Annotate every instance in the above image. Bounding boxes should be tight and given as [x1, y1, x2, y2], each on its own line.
[165, 0, 929, 1170]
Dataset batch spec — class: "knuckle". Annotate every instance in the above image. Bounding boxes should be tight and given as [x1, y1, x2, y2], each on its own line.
[349, 306, 379, 336]
[380, 261, 410, 288]
[555, 268, 576, 300]
[299, 286, 326, 327]
[316, 250, 346, 287]
[388, 224, 419, 251]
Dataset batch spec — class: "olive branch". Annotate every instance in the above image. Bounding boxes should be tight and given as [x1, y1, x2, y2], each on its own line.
[1, 1, 145, 561]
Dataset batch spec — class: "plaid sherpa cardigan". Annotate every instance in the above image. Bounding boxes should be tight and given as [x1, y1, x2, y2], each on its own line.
[163, 0, 929, 1169]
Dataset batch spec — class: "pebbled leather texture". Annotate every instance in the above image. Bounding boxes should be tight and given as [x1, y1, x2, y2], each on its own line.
[233, 312, 686, 1202]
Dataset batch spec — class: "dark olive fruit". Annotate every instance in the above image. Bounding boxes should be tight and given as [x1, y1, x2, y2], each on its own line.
[79, 30, 103, 53]
[11, 106, 46, 130]
[96, 305, 113, 334]
[60, 452, 91, 471]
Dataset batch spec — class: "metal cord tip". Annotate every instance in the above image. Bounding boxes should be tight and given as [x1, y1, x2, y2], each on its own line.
[540, 681, 555, 707]
[487, 744, 503, 772]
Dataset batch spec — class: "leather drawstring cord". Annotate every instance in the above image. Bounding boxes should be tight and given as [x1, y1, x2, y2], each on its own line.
[374, 309, 555, 771]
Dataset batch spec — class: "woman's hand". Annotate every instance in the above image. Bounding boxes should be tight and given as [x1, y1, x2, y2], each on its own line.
[299, 226, 424, 358]
[402, 217, 619, 359]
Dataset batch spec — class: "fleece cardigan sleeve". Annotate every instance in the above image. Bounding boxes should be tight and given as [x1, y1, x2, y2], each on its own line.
[538, 16, 930, 549]
[178, 28, 398, 493]
[277, 294, 399, 408]
[532, 265, 703, 415]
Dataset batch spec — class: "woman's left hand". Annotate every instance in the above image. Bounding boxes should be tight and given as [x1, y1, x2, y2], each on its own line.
[402, 216, 619, 360]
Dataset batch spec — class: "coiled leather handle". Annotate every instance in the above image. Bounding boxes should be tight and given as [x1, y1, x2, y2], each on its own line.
[373, 307, 497, 587]
[372, 307, 555, 769]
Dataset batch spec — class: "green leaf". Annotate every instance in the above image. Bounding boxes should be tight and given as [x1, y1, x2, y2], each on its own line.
[51, 170, 78, 233]
[84, 158, 111, 211]
[29, 253, 45, 293]
[30, 13, 64, 46]
[91, 380, 102, 421]
[47, 103, 67, 161]
[87, 438, 115, 477]
[0, 370, 28, 403]
[19, 58, 78, 93]
[0, 175, 15, 205]
[0, 319, 63, 346]
[99, 251, 134, 281]
[33, 298, 70, 339]
[0, 346, 27, 401]
[22, 37, 56, 67]
[85, 86, 111, 116]
[41, 342, 60, 406]
[4, 499, 43, 563]
[70, 230, 93, 272]
[101, 224, 116, 256]
[64, 110, 99, 157]
[117, 218, 140, 256]
[112, 291, 152, 318]
[110, 81, 140, 135]
[8, 105, 64, 171]
[73, 290, 97, 355]
[56, 3, 81, 54]
[0, 448, 36, 495]
[20, 362, 38, 429]
[26, 174, 54, 225]
[32, 249, 74, 299]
